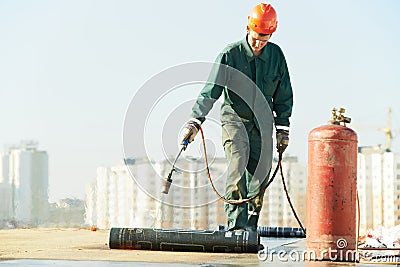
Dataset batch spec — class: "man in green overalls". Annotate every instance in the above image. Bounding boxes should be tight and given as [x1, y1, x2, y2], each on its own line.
[181, 3, 293, 231]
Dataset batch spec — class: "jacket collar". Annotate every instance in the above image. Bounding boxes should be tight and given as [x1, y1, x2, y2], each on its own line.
[241, 35, 269, 62]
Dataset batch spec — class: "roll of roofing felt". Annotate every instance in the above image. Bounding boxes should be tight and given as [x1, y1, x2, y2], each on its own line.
[109, 227, 259, 253]
[257, 226, 306, 238]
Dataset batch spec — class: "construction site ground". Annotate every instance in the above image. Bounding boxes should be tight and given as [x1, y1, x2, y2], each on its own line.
[0, 228, 397, 266]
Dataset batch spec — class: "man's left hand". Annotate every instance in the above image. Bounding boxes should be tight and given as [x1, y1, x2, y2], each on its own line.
[276, 129, 289, 153]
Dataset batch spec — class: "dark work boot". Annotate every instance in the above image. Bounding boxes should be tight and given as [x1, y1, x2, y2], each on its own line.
[245, 214, 259, 232]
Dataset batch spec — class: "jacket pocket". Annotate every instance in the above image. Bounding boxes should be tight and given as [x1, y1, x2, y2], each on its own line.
[262, 75, 280, 96]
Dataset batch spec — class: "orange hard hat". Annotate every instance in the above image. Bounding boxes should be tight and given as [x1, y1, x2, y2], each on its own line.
[248, 3, 278, 34]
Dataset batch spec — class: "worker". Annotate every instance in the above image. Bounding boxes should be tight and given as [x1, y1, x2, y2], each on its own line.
[181, 3, 293, 232]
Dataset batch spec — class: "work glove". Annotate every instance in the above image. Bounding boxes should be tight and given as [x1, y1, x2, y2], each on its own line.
[276, 129, 289, 154]
[180, 119, 202, 147]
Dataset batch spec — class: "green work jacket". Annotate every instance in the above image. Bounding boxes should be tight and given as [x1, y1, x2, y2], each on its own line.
[191, 36, 293, 128]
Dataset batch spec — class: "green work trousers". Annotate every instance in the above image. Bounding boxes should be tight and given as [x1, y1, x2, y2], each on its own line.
[222, 119, 272, 231]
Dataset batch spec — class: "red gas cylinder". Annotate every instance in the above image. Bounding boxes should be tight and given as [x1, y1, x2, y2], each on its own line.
[306, 115, 358, 261]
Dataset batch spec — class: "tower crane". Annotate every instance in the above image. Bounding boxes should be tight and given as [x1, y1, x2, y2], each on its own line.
[353, 107, 399, 151]
[378, 107, 399, 151]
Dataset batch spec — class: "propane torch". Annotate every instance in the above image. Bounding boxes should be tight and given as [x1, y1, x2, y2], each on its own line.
[161, 138, 189, 194]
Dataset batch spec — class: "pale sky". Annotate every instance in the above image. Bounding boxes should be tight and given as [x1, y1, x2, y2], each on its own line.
[1, 0, 399, 202]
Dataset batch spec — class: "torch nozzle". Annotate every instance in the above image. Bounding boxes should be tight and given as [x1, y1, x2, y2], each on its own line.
[161, 178, 172, 194]
[161, 146, 186, 195]
[161, 170, 174, 194]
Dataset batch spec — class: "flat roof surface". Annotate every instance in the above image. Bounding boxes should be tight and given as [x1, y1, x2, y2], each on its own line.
[0, 228, 396, 266]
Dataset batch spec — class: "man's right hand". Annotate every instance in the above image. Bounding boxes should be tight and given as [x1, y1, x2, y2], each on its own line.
[276, 129, 289, 154]
[181, 119, 202, 146]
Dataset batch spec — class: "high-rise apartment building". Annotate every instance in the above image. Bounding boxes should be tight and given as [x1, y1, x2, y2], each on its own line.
[357, 146, 400, 234]
[259, 155, 307, 228]
[86, 157, 228, 230]
[0, 141, 49, 226]
[85, 158, 160, 229]
[0, 153, 12, 222]
[85, 155, 307, 230]
[155, 157, 227, 230]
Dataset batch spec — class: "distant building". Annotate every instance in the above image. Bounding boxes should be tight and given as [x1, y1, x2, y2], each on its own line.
[85, 155, 306, 230]
[85, 140, 400, 233]
[259, 155, 307, 228]
[86, 157, 227, 229]
[0, 153, 12, 222]
[85, 158, 159, 229]
[154, 157, 227, 230]
[0, 141, 49, 227]
[357, 146, 400, 233]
